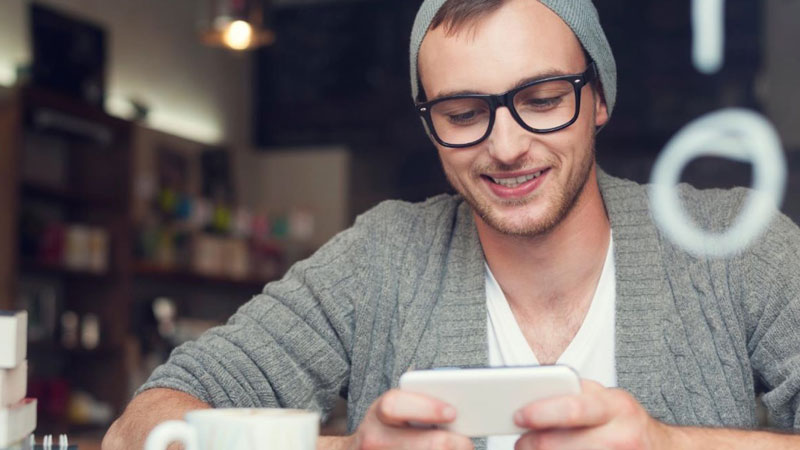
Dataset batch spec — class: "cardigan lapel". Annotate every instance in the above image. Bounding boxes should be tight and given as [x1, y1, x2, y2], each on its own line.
[597, 169, 676, 422]
[391, 198, 488, 380]
[430, 200, 490, 370]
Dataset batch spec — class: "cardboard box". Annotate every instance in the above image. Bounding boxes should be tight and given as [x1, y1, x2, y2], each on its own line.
[0, 312, 26, 369]
[0, 361, 27, 407]
[0, 398, 36, 447]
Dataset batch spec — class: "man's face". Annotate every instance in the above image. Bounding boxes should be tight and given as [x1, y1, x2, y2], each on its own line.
[418, 0, 609, 237]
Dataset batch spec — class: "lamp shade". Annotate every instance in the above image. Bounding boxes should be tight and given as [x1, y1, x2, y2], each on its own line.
[200, 0, 274, 50]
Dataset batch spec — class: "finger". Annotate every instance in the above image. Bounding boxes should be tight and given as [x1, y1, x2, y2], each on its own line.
[514, 389, 611, 429]
[515, 428, 590, 450]
[579, 379, 605, 393]
[375, 389, 457, 427]
[549, 379, 605, 398]
[362, 427, 474, 450]
[515, 422, 648, 450]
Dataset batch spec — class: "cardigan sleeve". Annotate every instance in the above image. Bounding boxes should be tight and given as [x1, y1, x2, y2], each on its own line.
[137, 212, 376, 420]
[739, 212, 800, 429]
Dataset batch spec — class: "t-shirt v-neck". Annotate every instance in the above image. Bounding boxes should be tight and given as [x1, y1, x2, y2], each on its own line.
[485, 233, 617, 387]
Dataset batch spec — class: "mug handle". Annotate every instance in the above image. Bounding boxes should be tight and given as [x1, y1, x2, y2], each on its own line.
[145, 420, 199, 450]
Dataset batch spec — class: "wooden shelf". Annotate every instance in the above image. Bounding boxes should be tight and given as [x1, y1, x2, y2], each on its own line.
[22, 85, 129, 132]
[134, 263, 274, 290]
[21, 259, 111, 279]
[29, 340, 123, 358]
[21, 181, 118, 207]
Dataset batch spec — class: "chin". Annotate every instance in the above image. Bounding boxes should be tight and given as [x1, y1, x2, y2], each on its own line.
[482, 209, 563, 237]
[471, 196, 563, 237]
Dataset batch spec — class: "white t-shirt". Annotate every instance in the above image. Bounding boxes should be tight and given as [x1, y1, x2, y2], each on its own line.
[485, 235, 616, 450]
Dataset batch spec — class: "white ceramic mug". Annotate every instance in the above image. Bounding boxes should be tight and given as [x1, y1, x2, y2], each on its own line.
[144, 408, 319, 450]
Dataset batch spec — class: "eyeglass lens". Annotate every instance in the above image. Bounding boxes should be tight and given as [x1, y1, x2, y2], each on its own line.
[429, 79, 578, 146]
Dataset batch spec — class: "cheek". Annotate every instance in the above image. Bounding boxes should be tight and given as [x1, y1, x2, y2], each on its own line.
[438, 148, 470, 176]
[541, 130, 592, 173]
[437, 150, 461, 185]
[542, 134, 576, 162]
[580, 94, 597, 126]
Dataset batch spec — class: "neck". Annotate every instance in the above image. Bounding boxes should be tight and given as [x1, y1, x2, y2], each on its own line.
[476, 165, 611, 313]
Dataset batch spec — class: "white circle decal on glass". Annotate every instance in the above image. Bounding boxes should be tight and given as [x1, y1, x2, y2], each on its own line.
[692, 0, 725, 74]
[649, 108, 786, 258]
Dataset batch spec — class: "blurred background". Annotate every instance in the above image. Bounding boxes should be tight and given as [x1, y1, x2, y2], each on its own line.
[0, 0, 798, 447]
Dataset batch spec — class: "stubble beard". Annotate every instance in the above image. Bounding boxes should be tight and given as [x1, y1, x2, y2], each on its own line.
[446, 137, 596, 238]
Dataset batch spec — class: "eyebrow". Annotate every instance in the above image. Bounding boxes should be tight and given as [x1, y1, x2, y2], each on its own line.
[428, 68, 573, 102]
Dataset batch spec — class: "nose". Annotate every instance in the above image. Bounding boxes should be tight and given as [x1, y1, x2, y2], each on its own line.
[486, 107, 532, 165]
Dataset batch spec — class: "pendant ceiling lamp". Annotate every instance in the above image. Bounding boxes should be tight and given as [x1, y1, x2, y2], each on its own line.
[200, 0, 275, 51]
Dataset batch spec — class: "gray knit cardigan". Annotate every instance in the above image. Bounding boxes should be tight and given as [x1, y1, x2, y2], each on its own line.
[141, 170, 800, 448]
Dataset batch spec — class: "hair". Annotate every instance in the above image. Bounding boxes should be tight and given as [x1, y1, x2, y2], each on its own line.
[429, 0, 506, 35]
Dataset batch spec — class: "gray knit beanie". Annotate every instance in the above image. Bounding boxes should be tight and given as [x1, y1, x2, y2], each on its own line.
[409, 0, 617, 118]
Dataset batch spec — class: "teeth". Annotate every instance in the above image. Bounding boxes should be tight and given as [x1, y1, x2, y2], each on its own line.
[491, 170, 543, 188]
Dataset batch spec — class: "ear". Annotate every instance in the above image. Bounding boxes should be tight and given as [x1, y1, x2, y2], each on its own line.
[593, 89, 609, 128]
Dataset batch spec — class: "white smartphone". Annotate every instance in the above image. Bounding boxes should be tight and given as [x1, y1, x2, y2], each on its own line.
[398, 365, 580, 437]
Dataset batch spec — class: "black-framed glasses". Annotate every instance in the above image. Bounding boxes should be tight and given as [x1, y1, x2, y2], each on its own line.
[416, 62, 597, 148]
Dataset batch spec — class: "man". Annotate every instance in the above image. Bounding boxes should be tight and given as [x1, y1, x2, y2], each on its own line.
[104, 0, 800, 449]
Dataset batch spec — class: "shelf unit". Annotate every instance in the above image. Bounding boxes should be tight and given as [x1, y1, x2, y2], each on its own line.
[0, 87, 19, 312]
[0, 85, 279, 435]
[0, 85, 134, 434]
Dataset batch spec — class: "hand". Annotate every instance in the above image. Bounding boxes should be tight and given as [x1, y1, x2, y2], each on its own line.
[344, 388, 474, 450]
[512, 380, 675, 450]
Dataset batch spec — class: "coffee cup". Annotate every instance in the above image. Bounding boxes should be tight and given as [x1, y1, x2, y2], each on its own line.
[144, 408, 319, 450]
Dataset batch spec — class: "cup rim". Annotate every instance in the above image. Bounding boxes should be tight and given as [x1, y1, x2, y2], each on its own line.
[185, 408, 320, 422]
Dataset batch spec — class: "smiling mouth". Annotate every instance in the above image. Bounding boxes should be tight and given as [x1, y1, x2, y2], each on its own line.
[485, 169, 548, 188]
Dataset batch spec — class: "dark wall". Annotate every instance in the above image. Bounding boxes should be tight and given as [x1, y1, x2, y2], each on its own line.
[253, 0, 426, 149]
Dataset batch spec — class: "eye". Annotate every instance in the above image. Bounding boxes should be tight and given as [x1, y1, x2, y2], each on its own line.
[431, 97, 490, 128]
[523, 96, 563, 109]
[515, 80, 574, 112]
[433, 101, 490, 126]
[448, 110, 481, 124]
